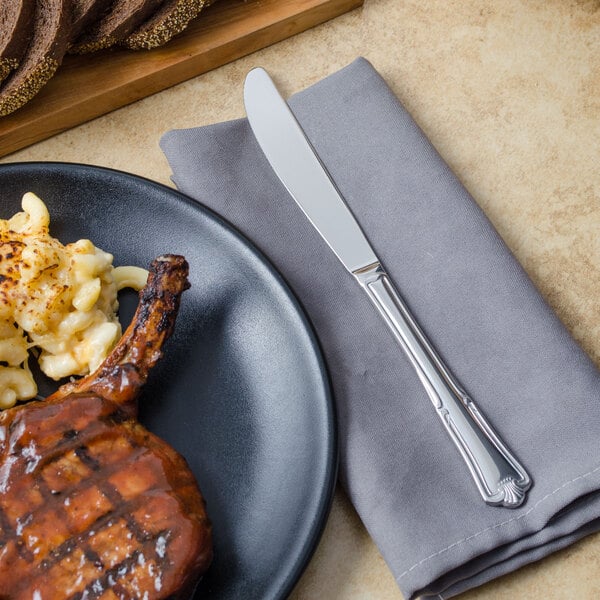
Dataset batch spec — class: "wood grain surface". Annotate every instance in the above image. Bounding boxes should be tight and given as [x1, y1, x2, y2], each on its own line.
[0, 0, 363, 158]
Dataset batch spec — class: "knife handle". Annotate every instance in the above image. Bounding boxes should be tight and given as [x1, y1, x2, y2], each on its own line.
[354, 262, 531, 508]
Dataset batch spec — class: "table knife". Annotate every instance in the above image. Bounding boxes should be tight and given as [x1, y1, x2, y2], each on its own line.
[243, 67, 531, 508]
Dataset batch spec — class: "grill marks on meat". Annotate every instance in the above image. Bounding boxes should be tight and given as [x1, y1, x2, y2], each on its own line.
[0, 255, 212, 600]
[0, 402, 207, 599]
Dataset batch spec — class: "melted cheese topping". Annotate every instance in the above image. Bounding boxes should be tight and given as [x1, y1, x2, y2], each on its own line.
[0, 193, 148, 408]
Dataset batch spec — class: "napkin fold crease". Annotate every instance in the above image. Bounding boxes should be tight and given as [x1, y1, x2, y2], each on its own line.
[161, 58, 600, 599]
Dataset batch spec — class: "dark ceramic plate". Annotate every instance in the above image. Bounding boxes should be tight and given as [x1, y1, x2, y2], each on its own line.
[0, 162, 336, 599]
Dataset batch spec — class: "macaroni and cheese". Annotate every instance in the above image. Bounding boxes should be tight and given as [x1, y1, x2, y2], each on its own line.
[0, 192, 148, 408]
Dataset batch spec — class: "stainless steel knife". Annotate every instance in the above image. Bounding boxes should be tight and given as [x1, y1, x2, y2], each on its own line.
[243, 67, 531, 508]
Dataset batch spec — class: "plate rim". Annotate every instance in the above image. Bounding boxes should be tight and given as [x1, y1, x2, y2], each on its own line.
[0, 160, 339, 599]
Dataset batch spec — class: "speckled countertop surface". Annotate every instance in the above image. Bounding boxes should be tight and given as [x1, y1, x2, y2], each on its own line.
[2, 1, 600, 598]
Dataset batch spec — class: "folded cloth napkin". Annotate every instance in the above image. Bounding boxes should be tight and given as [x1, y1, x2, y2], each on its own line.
[161, 58, 600, 599]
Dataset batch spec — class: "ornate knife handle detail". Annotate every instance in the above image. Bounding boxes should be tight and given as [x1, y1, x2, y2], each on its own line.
[354, 262, 531, 508]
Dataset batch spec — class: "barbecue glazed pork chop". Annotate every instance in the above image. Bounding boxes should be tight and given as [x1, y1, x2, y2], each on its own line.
[0, 254, 212, 599]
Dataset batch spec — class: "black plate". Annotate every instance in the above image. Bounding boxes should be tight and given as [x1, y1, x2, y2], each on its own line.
[0, 162, 337, 599]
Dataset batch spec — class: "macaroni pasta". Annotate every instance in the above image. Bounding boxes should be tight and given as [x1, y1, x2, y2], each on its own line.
[0, 193, 148, 408]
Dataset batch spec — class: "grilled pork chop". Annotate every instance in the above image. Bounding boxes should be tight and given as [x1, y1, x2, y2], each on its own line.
[0, 255, 212, 599]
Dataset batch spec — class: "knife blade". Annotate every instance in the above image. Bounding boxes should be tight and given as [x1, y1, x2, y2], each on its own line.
[244, 67, 531, 508]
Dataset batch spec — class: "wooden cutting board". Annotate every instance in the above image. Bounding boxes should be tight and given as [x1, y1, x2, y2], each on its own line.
[0, 0, 363, 159]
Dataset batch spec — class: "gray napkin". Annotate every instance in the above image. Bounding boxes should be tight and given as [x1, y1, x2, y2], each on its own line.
[160, 58, 600, 599]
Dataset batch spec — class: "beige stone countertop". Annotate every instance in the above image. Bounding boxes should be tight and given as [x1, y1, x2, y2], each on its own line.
[2, 0, 600, 598]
